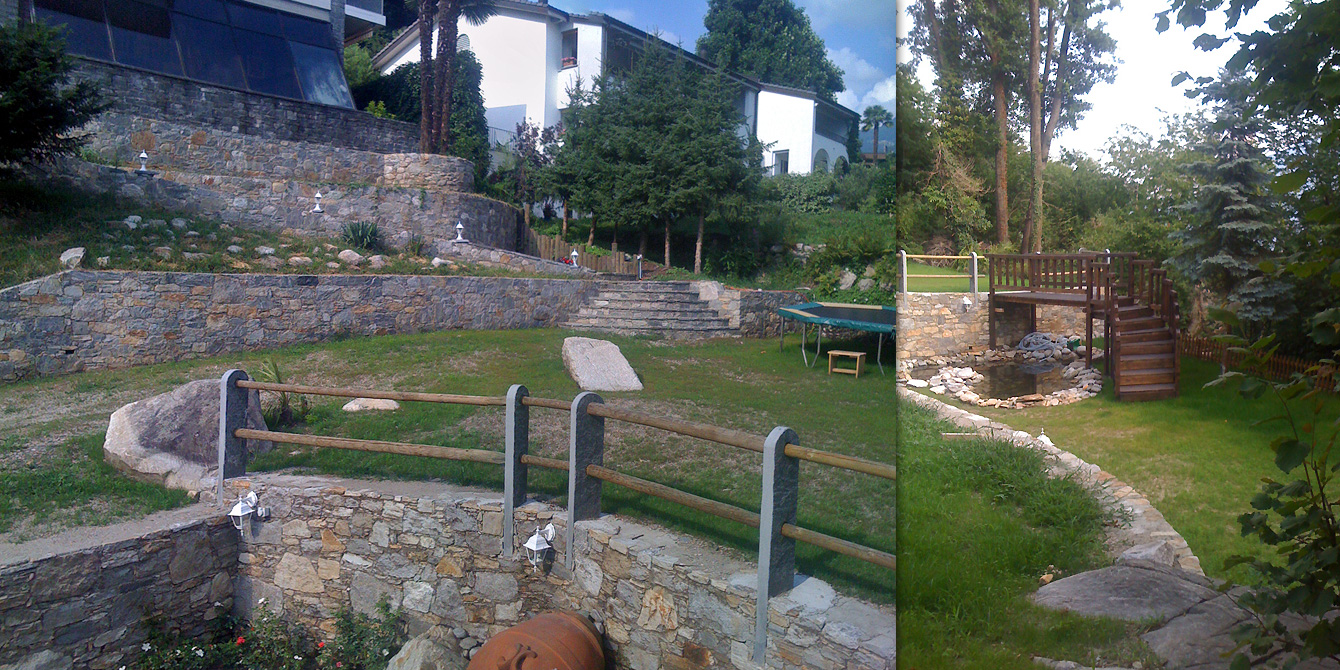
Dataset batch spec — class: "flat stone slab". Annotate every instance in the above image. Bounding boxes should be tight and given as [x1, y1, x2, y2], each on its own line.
[562, 337, 643, 392]
[343, 398, 401, 412]
[1032, 562, 1218, 623]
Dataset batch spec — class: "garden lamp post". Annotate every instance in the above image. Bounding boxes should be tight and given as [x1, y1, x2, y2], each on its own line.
[570, 249, 579, 266]
[137, 151, 150, 173]
[455, 221, 468, 243]
[312, 191, 323, 213]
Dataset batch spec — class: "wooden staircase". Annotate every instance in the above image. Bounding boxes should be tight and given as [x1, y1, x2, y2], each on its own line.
[987, 252, 1181, 401]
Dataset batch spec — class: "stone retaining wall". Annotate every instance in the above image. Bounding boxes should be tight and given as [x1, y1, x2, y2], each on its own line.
[232, 475, 895, 670]
[897, 292, 1089, 362]
[0, 514, 238, 670]
[0, 271, 600, 382]
[75, 60, 417, 154]
[697, 282, 806, 338]
[86, 113, 473, 192]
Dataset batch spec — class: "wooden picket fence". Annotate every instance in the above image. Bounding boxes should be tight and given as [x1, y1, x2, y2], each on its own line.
[522, 229, 661, 276]
[1180, 335, 1337, 392]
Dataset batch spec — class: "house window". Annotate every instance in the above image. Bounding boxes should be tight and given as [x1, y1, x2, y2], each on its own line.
[561, 30, 577, 69]
[774, 150, 789, 176]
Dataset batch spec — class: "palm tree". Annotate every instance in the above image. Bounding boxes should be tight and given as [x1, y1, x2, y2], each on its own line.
[433, 0, 498, 152]
[861, 105, 893, 164]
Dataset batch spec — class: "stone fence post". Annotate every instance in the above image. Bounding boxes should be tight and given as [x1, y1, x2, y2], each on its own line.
[503, 384, 529, 559]
[897, 250, 908, 293]
[217, 369, 250, 508]
[754, 426, 800, 663]
[566, 391, 604, 569]
[970, 252, 980, 294]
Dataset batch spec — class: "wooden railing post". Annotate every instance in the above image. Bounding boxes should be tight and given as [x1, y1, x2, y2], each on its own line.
[503, 384, 529, 559]
[566, 392, 605, 569]
[753, 426, 800, 663]
[218, 369, 250, 508]
[897, 250, 907, 293]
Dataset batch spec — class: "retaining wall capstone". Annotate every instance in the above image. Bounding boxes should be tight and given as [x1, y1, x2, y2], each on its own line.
[74, 59, 418, 154]
[232, 475, 895, 670]
[0, 271, 601, 382]
[896, 292, 1089, 362]
[0, 514, 238, 670]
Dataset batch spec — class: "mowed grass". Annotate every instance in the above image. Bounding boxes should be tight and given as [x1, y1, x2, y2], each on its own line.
[898, 400, 1161, 669]
[903, 260, 984, 292]
[0, 433, 190, 536]
[916, 355, 1340, 582]
[0, 328, 895, 602]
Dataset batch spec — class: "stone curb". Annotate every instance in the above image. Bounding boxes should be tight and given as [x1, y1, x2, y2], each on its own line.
[898, 387, 1204, 575]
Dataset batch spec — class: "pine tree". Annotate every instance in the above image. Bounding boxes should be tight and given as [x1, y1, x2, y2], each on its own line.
[0, 21, 106, 165]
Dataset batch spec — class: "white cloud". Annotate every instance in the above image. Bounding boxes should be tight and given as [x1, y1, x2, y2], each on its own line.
[605, 8, 636, 23]
[828, 47, 894, 112]
[842, 74, 896, 112]
[795, 0, 896, 33]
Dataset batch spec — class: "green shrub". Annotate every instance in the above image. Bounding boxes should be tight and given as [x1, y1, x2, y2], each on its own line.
[254, 359, 310, 429]
[342, 221, 381, 252]
[364, 101, 395, 120]
[316, 600, 404, 670]
[403, 233, 426, 257]
[773, 173, 838, 214]
[0, 21, 108, 165]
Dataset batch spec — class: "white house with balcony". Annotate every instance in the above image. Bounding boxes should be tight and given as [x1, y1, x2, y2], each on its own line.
[372, 0, 856, 174]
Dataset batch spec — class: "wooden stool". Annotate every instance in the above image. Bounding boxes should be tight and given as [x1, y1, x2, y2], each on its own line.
[828, 350, 866, 378]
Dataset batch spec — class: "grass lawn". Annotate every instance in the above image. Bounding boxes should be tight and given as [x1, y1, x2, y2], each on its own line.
[898, 399, 1159, 669]
[0, 328, 896, 603]
[903, 260, 983, 292]
[913, 355, 1340, 582]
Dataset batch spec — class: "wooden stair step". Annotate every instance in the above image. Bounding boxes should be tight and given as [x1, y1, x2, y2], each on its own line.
[1116, 317, 1166, 331]
[1119, 368, 1177, 385]
[1117, 382, 1178, 401]
[1118, 328, 1174, 343]
[1119, 353, 1176, 370]
[1123, 340, 1175, 354]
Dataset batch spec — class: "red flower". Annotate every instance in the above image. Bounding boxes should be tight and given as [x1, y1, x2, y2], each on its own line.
[236, 637, 245, 645]
[317, 642, 325, 649]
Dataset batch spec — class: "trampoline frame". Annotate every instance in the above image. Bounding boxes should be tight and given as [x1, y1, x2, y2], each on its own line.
[778, 302, 895, 374]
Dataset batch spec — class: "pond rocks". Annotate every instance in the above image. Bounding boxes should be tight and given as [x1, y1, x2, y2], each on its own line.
[562, 337, 643, 392]
[104, 379, 271, 490]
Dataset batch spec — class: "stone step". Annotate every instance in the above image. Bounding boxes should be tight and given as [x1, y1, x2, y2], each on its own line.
[593, 290, 704, 303]
[598, 281, 698, 293]
[591, 295, 708, 308]
[564, 315, 731, 330]
[562, 323, 738, 339]
[578, 306, 724, 320]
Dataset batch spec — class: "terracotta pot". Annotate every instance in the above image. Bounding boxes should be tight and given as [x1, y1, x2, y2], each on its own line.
[466, 611, 604, 670]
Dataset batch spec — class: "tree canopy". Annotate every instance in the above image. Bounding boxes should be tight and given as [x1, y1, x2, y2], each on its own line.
[695, 0, 845, 101]
[0, 21, 106, 166]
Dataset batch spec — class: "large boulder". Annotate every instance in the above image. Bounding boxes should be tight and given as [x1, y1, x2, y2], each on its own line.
[386, 629, 467, 670]
[562, 337, 643, 392]
[104, 379, 271, 490]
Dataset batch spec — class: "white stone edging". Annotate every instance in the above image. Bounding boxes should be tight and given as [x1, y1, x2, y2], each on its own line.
[899, 387, 1204, 575]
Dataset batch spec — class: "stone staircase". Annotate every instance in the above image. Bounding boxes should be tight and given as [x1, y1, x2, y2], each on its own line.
[561, 281, 737, 338]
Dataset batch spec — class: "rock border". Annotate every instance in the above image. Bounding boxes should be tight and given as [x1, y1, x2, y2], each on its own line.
[899, 387, 1203, 575]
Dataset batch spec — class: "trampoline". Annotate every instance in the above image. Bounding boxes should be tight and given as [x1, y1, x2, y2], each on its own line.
[778, 302, 896, 373]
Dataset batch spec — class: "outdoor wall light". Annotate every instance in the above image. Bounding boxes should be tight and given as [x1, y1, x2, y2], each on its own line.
[570, 249, 579, 265]
[960, 296, 973, 312]
[454, 220, 468, 243]
[523, 523, 556, 571]
[228, 491, 270, 531]
[312, 191, 323, 213]
[137, 151, 150, 173]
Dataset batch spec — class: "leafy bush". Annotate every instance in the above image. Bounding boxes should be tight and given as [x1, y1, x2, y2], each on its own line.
[403, 233, 426, 257]
[0, 21, 108, 165]
[364, 101, 395, 120]
[773, 173, 838, 214]
[342, 221, 381, 252]
[254, 359, 310, 429]
[315, 600, 404, 670]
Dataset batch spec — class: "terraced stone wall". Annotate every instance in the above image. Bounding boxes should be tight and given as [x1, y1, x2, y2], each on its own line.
[696, 282, 806, 338]
[74, 60, 417, 153]
[897, 292, 1089, 363]
[0, 517, 238, 670]
[232, 475, 896, 670]
[0, 271, 600, 382]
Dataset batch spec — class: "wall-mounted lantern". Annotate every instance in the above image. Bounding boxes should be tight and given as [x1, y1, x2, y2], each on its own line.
[523, 523, 556, 571]
[137, 151, 150, 173]
[454, 220, 469, 244]
[228, 491, 270, 532]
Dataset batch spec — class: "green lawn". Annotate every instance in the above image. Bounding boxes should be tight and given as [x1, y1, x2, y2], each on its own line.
[914, 355, 1340, 582]
[0, 328, 895, 603]
[898, 399, 1160, 669]
[903, 260, 983, 292]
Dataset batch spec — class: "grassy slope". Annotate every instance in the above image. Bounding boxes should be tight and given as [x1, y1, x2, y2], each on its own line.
[903, 260, 981, 292]
[0, 329, 896, 603]
[898, 400, 1159, 669]
[918, 355, 1340, 582]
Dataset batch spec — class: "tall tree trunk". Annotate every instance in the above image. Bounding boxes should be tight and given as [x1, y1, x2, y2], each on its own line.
[872, 125, 881, 162]
[694, 213, 705, 274]
[430, 1, 458, 153]
[562, 203, 570, 240]
[416, 0, 436, 153]
[587, 219, 595, 247]
[639, 230, 648, 258]
[523, 201, 530, 227]
[612, 221, 618, 253]
[992, 67, 1010, 245]
[663, 219, 671, 268]
[1024, 0, 1044, 253]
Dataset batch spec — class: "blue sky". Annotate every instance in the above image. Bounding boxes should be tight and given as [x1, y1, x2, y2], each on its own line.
[557, 0, 897, 114]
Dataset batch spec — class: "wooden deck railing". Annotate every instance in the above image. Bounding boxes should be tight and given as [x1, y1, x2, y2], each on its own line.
[895, 250, 987, 292]
[218, 372, 894, 663]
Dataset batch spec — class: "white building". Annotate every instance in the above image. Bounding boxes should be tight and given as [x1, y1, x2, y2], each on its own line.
[372, 0, 857, 175]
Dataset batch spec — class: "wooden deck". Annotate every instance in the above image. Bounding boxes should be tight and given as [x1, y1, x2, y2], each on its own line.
[987, 252, 1182, 401]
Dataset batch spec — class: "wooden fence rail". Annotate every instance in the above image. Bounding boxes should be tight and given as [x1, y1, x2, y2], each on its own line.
[1180, 335, 1337, 391]
[522, 229, 662, 276]
[217, 373, 894, 664]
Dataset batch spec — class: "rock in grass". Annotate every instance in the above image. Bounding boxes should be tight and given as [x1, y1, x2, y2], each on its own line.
[287, 256, 313, 266]
[226, 245, 243, 254]
[104, 380, 271, 490]
[386, 630, 466, 670]
[152, 246, 172, 259]
[337, 249, 364, 266]
[368, 254, 387, 269]
[96, 256, 109, 268]
[171, 218, 189, 229]
[59, 247, 85, 269]
[562, 337, 643, 392]
[1032, 562, 1218, 623]
[342, 398, 400, 412]
[255, 246, 276, 256]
